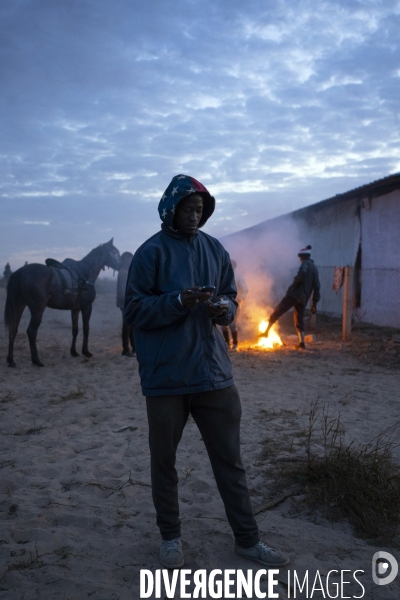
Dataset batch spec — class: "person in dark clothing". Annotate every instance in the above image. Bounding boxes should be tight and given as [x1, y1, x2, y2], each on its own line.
[265, 245, 320, 349]
[116, 252, 135, 356]
[3, 263, 12, 284]
[124, 174, 289, 570]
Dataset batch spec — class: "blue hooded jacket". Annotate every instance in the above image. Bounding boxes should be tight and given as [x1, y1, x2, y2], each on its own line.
[124, 174, 237, 397]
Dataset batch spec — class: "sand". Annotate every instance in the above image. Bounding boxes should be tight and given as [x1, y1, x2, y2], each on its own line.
[0, 285, 399, 599]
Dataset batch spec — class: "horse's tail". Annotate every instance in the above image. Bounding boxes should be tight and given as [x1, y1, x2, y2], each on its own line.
[4, 269, 24, 331]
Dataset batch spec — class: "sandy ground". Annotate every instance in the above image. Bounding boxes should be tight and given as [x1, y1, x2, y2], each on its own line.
[0, 284, 399, 600]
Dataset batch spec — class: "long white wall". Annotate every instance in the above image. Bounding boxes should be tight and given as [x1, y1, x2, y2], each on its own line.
[222, 197, 360, 317]
[361, 189, 400, 269]
[358, 189, 400, 327]
[222, 191, 400, 327]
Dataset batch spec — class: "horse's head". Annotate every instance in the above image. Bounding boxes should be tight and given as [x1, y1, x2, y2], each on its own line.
[102, 238, 121, 271]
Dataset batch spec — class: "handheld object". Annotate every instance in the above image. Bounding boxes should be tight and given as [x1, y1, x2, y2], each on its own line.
[201, 285, 216, 293]
[210, 298, 229, 307]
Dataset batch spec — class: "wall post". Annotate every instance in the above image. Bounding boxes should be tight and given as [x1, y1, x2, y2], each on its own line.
[342, 266, 353, 340]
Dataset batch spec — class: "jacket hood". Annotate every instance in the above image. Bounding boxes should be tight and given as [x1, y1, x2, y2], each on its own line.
[158, 174, 215, 229]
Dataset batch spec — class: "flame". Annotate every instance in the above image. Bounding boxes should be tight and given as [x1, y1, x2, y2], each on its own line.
[257, 320, 283, 349]
[233, 300, 283, 352]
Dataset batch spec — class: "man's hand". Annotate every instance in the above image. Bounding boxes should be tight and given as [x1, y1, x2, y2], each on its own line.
[181, 287, 212, 308]
[310, 304, 317, 315]
[206, 296, 229, 319]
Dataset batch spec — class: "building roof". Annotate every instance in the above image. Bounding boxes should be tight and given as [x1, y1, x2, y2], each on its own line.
[295, 171, 400, 216]
[226, 172, 400, 238]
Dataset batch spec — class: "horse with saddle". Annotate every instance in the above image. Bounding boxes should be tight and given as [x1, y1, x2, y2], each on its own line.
[5, 239, 121, 367]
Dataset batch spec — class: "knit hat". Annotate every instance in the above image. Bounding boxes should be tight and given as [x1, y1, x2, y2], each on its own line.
[298, 245, 312, 256]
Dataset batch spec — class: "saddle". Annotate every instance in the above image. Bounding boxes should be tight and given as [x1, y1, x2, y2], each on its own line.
[45, 258, 64, 269]
[45, 258, 92, 295]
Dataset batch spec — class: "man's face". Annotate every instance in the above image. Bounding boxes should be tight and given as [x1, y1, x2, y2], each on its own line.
[174, 193, 203, 235]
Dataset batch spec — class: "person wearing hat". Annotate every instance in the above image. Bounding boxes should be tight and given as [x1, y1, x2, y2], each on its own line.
[124, 174, 290, 570]
[264, 245, 320, 349]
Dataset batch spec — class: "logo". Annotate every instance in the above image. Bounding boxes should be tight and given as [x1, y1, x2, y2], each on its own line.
[372, 551, 398, 586]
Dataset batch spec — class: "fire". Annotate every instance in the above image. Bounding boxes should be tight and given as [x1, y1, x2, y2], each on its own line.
[257, 320, 283, 349]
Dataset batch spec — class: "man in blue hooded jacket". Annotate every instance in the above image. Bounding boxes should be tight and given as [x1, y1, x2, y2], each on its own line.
[124, 174, 289, 569]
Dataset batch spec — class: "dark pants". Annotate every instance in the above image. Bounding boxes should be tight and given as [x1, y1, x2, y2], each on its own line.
[146, 385, 259, 548]
[221, 305, 240, 345]
[120, 308, 135, 353]
[269, 294, 305, 332]
[221, 322, 238, 346]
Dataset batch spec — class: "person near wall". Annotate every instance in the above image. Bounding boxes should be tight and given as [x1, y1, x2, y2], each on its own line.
[221, 259, 248, 351]
[124, 174, 290, 570]
[264, 245, 320, 349]
[116, 252, 135, 357]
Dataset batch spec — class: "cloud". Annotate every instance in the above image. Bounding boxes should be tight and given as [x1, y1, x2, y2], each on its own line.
[23, 221, 51, 225]
[4, 190, 69, 198]
[1, 0, 400, 268]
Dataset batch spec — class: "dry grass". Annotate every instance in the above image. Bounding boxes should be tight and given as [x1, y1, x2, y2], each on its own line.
[292, 398, 400, 545]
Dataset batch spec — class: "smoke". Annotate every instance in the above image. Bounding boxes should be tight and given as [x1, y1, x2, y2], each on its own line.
[221, 216, 303, 342]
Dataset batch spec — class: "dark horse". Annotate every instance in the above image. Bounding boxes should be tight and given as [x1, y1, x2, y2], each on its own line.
[5, 239, 121, 367]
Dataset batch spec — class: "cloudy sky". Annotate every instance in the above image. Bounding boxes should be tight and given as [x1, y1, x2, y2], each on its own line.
[1, 0, 400, 270]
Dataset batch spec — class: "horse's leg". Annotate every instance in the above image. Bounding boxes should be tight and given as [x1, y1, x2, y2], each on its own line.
[27, 304, 46, 367]
[81, 303, 93, 357]
[70, 309, 80, 356]
[6, 302, 26, 368]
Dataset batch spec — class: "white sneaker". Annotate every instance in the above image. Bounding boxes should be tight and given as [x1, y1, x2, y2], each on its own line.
[159, 538, 184, 569]
[235, 541, 290, 567]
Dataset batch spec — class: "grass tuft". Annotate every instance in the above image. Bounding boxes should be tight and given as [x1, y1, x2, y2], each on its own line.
[294, 398, 400, 544]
